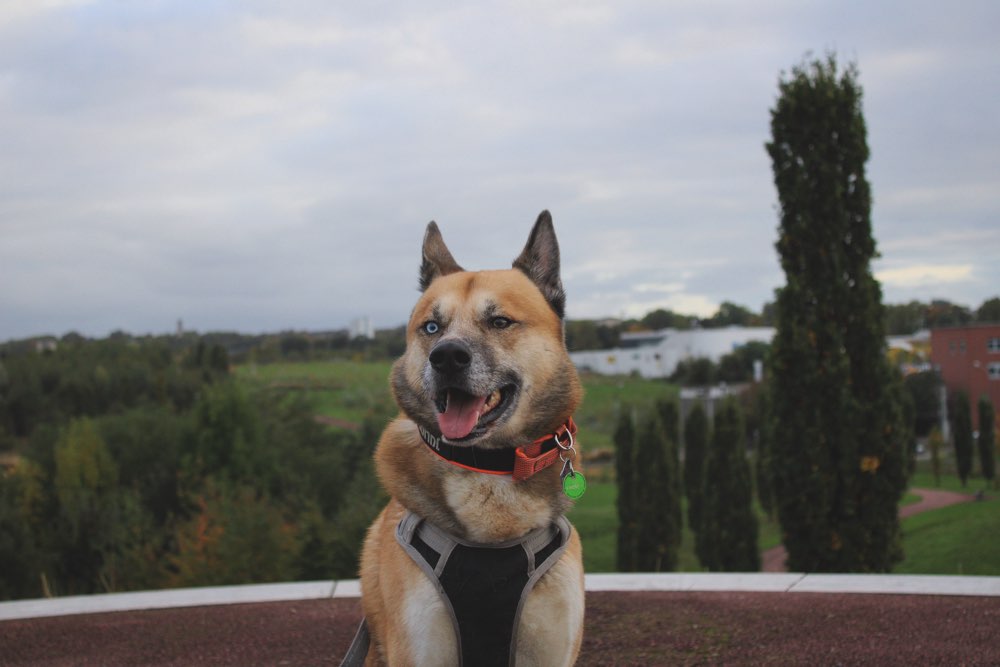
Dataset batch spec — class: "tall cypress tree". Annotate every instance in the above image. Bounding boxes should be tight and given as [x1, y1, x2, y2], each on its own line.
[696, 399, 759, 571]
[614, 408, 637, 572]
[978, 396, 996, 487]
[683, 403, 709, 533]
[656, 399, 684, 544]
[952, 391, 973, 487]
[765, 55, 907, 572]
[634, 413, 681, 572]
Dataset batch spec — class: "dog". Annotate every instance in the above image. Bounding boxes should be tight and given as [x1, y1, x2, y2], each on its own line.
[354, 212, 585, 666]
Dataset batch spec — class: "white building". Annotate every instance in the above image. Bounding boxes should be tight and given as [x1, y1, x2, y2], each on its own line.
[349, 316, 375, 340]
[569, 326, 775, 379]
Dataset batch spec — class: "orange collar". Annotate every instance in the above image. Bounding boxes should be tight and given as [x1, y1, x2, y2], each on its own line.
[417, 418, 577, 481]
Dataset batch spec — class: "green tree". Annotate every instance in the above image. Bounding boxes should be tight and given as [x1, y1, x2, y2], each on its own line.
[634, 413, 681, 572]
[703, 302, 760, 328]
[976, 297, 1000, 322]
[696, 399, 759, 571]
[641, 308, 691, 331]
[683, 403, 709, 533]
[904, 372, 942, 439]
[976, 396, 995, 486]
[765, 55, 907, 572]
[0, 474, 41, 599]
[752, 388, 776, 519]
[656, 400, 684, 564]
[168, 480, 296, 587]
[614, 408, 637, 572]
[51, 418, 123, 594]
[952, 391, 973, 487]
[926, 300, 972, 328]
[928, 427, 944, 487]
[884, 301, 927, 335]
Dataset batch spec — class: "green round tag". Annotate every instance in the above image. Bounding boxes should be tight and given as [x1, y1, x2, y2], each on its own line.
[562, 472, 587, 499]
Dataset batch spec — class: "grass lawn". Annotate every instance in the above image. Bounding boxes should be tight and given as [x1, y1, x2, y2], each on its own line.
[235, 360, 394, 425]
[896, 497, 1000, 575]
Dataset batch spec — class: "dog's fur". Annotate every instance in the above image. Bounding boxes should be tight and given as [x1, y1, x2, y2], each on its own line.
[359, 212, 585, 666]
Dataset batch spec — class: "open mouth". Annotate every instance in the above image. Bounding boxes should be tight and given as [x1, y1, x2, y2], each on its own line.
[434, 384, 517, 441]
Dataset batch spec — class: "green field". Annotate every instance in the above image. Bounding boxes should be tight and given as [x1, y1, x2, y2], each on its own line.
[897, 498, 1000, 575]
[235, 360, 394, 425]
[234, 362, 676, 449]
[236, 361, 998, 575]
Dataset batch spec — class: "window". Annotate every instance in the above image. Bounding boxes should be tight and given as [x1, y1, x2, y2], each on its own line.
[990, 362, 1000, 381]
[989, 337, 1000, 353]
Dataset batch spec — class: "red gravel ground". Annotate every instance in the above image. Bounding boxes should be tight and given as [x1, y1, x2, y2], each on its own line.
[3, 591, 998, 666]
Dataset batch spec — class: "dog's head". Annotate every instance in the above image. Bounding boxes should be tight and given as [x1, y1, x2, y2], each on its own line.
[391, 211, 582, 448]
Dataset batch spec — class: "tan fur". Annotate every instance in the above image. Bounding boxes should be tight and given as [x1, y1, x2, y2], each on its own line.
[358, 222, 585, 666]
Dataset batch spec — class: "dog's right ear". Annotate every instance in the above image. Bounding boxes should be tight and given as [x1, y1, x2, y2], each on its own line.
[419, 221, 464, 291]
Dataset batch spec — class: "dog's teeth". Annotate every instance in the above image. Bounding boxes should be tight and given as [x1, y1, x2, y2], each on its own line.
[484, 390, 501, 412]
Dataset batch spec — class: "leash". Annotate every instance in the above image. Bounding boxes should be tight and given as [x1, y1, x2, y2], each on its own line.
[339, 618, 370, 667]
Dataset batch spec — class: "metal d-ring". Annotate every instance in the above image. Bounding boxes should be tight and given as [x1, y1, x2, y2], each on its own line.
[555, 428, 575, 462]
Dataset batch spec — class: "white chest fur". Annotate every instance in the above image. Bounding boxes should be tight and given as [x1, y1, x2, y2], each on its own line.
[442, 474, 552, 543]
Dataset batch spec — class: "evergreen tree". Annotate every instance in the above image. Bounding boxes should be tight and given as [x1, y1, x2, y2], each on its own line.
[978, 396, 996, 487]
[928, 427, 944, 488]
[696, 399, 759, 571]
[765, 55, 907, 572]
[683, 403, 709, 532]
[634, 413, 681, 572]
[656, 399, 684, 542]
[752, 388, 776, 519]
[614, 408, 637, 572]
[952, 391, 973, 487]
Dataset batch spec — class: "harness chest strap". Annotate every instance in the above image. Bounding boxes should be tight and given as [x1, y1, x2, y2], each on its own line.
[395, 510, 572, 667]
[417, 418, 577, 481]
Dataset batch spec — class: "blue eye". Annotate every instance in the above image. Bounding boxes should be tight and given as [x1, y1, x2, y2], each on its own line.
[422, 321, 440, 335]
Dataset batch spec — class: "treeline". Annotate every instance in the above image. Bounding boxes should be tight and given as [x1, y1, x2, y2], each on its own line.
[0, 337, 386, 600]
[566, 296, 1000, 353]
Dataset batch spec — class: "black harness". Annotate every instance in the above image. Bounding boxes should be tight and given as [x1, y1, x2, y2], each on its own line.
[340, 511, 571, 667]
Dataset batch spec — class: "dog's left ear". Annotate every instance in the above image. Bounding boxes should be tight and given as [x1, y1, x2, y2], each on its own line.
[513, 210, 566, 318]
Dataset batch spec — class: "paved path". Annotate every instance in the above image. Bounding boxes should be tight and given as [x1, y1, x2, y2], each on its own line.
[762, 487, 978, 572]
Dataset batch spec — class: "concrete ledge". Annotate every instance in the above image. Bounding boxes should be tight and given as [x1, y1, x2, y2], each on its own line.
[584, 572, 804, 592]
[787, 573, 1000, 596]
[0, 581, 335, 622]
[3, 573, 999, 622]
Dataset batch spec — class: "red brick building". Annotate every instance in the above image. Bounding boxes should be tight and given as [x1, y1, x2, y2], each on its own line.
[930, 324, 1000, 430]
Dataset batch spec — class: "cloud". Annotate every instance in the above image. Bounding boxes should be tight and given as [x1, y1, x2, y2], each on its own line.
[1, 1, 999, 339]
[876, 264, 974, 289]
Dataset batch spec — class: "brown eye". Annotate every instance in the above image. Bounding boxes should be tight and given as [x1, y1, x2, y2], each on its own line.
[491, 316, 512, 330]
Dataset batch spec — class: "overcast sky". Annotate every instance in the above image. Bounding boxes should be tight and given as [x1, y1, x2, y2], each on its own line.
[1, 1, 998, 341]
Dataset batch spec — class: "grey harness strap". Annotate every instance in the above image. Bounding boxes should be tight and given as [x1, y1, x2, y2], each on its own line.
[337, 512, 571, 667]
[395, 510, 572, 667]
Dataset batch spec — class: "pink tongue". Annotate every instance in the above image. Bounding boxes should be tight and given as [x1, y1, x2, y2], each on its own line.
[437, 390, 488, 440]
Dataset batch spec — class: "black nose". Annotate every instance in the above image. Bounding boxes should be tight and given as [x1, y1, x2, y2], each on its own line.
[430, 340, 472, 375]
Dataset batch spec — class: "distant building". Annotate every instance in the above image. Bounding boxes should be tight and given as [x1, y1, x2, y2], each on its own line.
[930, 324, 1000, 430]
[349, 316, 375, 340]
[569, 326, 775, 379]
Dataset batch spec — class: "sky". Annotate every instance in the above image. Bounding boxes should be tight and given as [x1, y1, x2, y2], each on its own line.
[1, 1, 998, 341]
